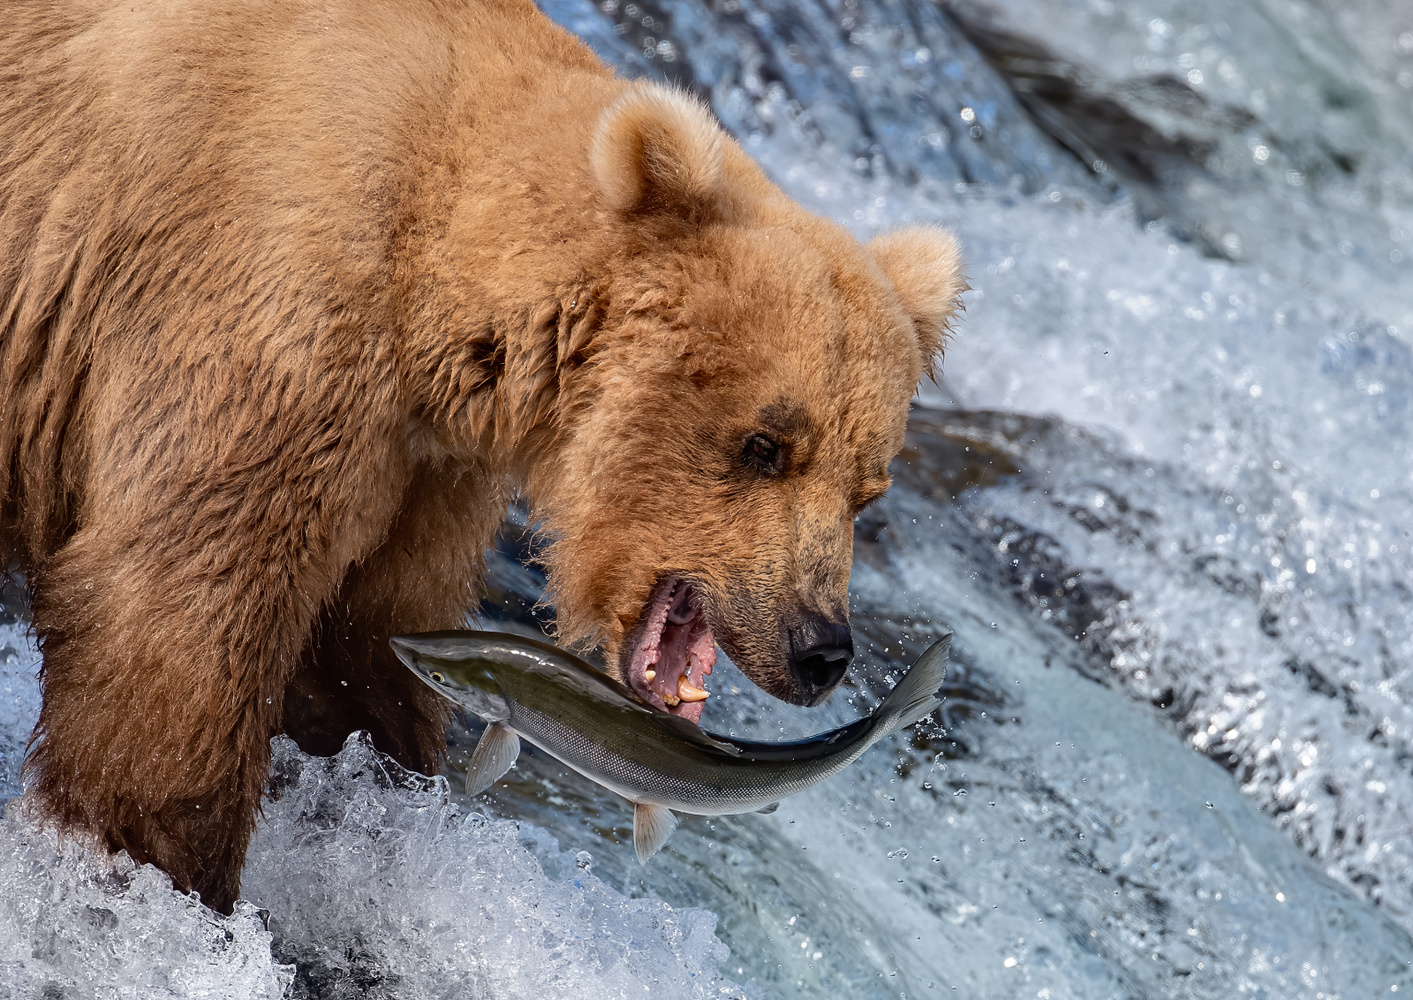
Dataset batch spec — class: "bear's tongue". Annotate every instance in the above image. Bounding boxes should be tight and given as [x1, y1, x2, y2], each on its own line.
[632, 580, 715, 723]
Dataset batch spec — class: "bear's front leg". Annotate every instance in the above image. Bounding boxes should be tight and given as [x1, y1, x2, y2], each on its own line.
[19, 386, 412, 912]
[282, 465, 504, 772]
[23, 518, 330, 912]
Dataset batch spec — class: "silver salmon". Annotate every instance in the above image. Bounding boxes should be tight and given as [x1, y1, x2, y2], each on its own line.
[389, 630, 951, 863]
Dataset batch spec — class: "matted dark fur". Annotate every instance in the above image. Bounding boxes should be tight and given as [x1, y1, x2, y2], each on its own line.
[0, 0, 964, 911]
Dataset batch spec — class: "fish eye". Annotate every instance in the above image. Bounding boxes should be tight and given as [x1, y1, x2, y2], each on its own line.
[430, 671, 445, 683]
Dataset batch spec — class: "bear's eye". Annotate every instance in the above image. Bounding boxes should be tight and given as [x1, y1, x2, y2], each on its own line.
[742, 433, 786, 475]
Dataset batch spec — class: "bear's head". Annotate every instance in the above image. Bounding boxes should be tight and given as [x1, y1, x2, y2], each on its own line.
[530, 85, 965, 721]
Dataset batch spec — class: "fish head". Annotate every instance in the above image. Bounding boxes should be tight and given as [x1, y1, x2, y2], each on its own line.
[389, 634, 512, 723]
[532, 218, 961, 719]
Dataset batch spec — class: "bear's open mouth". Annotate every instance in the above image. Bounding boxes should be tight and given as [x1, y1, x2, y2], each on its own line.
[625, 577, 716, 723]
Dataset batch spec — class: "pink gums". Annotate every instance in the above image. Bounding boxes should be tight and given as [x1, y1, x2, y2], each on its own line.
[627, 579, 716, 723]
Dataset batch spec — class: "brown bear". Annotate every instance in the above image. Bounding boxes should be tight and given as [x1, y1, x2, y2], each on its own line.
[0, 0, 964, 912]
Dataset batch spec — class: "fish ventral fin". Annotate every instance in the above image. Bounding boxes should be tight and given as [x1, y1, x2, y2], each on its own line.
[757, 801, 780, 815]
[466, 722, 521, 796]
[633, 802, 678, 865]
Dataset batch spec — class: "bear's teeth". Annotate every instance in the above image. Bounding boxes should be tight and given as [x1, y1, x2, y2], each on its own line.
[662, 692, 681, 707]
[677, 678, 709, 702]
[644, 669, 656, 681]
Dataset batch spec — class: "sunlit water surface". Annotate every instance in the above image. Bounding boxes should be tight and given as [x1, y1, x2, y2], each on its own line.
[4, 1, 1413, 996]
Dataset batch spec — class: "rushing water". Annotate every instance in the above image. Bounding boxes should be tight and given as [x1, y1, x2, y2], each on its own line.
[4, 1, 1413, 996]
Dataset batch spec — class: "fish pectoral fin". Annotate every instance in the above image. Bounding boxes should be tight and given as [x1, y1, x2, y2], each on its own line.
[632, 802, 678, 866]
[756, 801, 780, 815]
[465, 722, 521, 796]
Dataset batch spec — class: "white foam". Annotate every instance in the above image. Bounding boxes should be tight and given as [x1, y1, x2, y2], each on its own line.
[241, 734, 742, 1000]
[0, 801, 293, 998]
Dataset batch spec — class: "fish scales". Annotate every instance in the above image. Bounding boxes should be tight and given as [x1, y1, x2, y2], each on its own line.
[390, 629, 951, 861]
[508, 701, 856, 812]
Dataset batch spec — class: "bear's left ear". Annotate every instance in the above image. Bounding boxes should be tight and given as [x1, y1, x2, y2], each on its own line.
[590, 84, 725, 219]
[869, 227, 967, 380]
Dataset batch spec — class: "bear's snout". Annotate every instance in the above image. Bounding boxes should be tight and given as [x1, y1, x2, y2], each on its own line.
[785, 613, 854, 706]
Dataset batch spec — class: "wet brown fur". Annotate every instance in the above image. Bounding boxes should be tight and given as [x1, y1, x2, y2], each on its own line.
[0, 0, 964, 911]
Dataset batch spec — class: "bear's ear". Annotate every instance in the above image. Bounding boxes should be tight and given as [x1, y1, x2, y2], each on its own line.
[869, 226, 967, 380]
[590, 84, 725, 218]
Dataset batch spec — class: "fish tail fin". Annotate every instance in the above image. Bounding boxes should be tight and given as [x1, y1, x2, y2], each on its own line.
[873, 632, 952, 738]
[465, 722, 521, 796]
[633, 802, 677, 865]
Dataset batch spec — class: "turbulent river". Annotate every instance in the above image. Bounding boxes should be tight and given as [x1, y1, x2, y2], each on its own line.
[4, 1, 1413, 996]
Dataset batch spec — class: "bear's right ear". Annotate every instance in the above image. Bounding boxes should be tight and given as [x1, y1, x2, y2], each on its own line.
[590, 84, 725, 219]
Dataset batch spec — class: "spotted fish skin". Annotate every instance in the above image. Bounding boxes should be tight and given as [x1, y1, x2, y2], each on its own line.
[390, 629, 950, 860]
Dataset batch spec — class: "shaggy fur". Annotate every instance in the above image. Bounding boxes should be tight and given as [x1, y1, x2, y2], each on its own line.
[0, 0, 964, 912]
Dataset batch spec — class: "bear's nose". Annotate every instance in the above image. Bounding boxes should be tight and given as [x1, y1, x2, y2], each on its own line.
[787, 614, 854, 706]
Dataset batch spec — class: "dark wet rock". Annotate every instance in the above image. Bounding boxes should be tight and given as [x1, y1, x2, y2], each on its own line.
[0, 568, 28, 628]
[539, 0, 1099, 195]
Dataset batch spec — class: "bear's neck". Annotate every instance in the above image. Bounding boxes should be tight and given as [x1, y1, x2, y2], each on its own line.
[394, 65, 633, 467]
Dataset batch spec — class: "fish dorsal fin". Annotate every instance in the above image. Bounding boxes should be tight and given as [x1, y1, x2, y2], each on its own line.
[633, 802, 678, 865]
[465, 722, 521, 796]
[756, 801, 780, 815]
[654, 713, 742, 756]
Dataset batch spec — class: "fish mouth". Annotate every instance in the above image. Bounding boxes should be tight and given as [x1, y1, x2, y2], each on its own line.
[624, 577, 717, 724]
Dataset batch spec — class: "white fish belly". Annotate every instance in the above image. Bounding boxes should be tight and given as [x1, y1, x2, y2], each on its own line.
[508, 704, 812, 815]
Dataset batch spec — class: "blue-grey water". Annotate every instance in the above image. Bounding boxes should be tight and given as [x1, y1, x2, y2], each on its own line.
[3, 1, 1413, 996]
